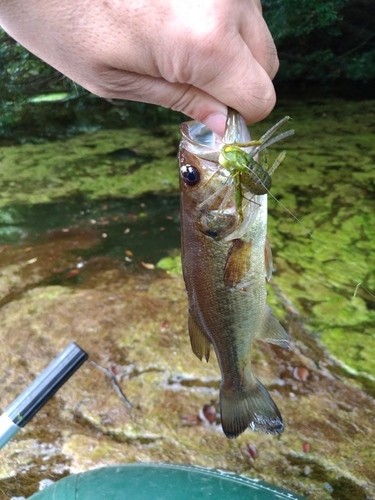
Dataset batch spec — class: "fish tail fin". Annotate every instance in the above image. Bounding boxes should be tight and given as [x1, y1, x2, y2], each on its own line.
[220, 377, 284, 439]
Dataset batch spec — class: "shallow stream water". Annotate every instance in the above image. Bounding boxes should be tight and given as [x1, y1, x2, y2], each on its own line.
[0, 98, 374, 499]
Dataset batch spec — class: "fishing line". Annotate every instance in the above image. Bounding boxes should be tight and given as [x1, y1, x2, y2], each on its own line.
[232, 132, 374, 302]
[211, 115, 374, 301]
[218, 145, 372, 300]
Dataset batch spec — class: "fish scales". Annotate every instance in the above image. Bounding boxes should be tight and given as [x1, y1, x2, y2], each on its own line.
[178, 109, 293, 438]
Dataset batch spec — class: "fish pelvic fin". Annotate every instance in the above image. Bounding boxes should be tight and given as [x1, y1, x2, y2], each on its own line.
[188, 310, 211, 362]
[256, 307, 290, 349]
[220, 377, 284, 439]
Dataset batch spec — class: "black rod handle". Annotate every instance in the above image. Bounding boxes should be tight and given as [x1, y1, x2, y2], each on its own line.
[6, 342, 88, 426]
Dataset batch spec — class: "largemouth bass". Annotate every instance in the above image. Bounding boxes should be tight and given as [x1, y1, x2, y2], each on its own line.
[178, 109, 294, 438]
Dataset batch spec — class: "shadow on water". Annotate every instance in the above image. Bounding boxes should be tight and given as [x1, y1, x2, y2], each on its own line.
[0, 195, 181, 266]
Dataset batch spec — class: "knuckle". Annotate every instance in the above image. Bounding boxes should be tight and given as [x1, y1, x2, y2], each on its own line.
[169, 89, 201, 117]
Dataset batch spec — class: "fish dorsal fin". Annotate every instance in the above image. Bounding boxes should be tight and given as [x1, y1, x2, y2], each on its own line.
[224, 239, 252, 288]
[256, 307, 290, 349]
[188, 310, 211, 362]
[264, 238, 273, 281]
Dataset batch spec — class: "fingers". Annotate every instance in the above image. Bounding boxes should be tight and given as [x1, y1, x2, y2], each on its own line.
[192, 32, 277, 126]
[152, 1, 279, 128]
[239, 9, 279, 80]
[0, 0, 278, 134]
[84, 69, 228, 136]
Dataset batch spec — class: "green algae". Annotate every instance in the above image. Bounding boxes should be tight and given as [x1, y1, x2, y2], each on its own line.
[156, 255, 182, 275]
[245, 99, 375, 379]
[0, 127, 180, 206]
[1, 98, 375, 377]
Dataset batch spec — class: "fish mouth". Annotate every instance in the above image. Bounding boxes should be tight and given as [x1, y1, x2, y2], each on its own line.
[181, 108, 294, 161]
[222, 108, 252, 145]
[180, 121, 221, 161]
[180, 108, 253, 161]
[179, 108, 294, 242]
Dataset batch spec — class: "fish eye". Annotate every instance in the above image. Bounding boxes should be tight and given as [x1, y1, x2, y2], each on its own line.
[180, 164, 200, 186]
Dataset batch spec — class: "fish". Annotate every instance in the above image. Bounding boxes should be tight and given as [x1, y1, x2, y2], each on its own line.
[178, 108, 294, 438]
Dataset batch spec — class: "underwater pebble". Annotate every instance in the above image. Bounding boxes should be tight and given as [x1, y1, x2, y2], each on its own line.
[245, 444, 258, 460]
[302, 442, 311, 453]
[324, 482, 334, 493]
[110, 364, 122, 376]
[202, 404, 217, 424]
[141, 262, 155, 270]
[293, 367, 309, 381]
[160, 320, 170, 333]
[182, 413, 199, 425]
[26, 257, 38, 265]
[0, 244, 11, 253]
[65, 269, 79, 279]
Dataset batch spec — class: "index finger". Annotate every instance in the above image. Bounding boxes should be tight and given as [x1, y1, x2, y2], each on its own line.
[197, 32, 277, 125]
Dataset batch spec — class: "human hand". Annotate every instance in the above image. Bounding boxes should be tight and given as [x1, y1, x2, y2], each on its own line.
[0, 0, 279, 135]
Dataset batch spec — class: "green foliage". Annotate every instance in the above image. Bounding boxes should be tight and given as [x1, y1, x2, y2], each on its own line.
[1, 1, 374, 140]
[0, 29, 182, 142]
[264, 0, 347, 39]
[263, 0, 375, 86]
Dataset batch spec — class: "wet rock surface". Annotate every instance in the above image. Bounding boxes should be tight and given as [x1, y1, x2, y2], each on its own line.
[0, 240, 374, 500]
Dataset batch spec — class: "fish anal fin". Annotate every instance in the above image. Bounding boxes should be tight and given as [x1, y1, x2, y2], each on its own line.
[220, 377, 284, 438]
[188, 311, 211, 362]
[224, 238, 252, 288]
[256, 307, 290, 349]
[264, 238, 273, 281]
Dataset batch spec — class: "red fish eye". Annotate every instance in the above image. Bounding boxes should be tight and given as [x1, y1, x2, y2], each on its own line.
[180, 165, 200, 186]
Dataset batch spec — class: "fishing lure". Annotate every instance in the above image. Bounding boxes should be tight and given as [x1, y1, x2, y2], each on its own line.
[218, 115, 292, 222]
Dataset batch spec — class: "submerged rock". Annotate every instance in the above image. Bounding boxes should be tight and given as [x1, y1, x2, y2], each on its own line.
[0, 242, 374, 500]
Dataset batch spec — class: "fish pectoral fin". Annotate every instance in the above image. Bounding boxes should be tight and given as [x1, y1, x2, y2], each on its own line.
[223, 238, 252, 288]
[256, 307, 290, 349]
[188, 310, 211, 362]
[264, 238, 273, 281]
